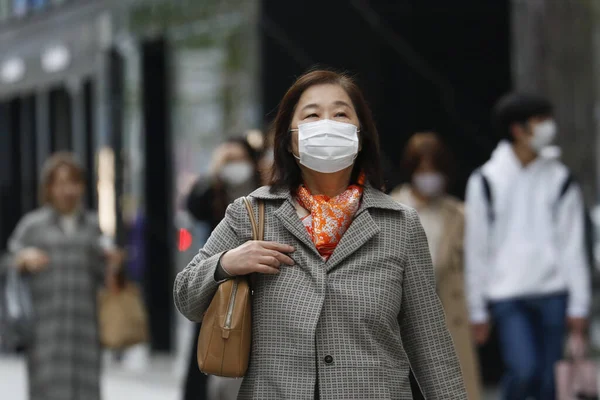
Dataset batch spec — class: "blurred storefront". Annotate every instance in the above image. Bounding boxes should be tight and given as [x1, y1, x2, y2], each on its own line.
[0, 0, 261, 353]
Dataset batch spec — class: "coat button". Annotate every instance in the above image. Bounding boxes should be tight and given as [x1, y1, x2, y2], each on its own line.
[324, 355, 334, 364]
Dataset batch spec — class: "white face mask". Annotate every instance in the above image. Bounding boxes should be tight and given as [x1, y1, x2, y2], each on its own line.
[291, 119, 360, 174]
[219, 161, 253, 186]
[412, 172, 445, 198]
[530, 120, 557, 153]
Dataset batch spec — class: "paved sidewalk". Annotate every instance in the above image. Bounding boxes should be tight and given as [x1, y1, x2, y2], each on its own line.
[0, 355, 181, 400]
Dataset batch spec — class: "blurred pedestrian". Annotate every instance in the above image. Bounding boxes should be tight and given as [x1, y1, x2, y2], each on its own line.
[390, 132, 482, 400]
[5, 152, 122, 400]
[174, 69, 467, 399]
[465, 93, 591, 400]
[182, 137, 261, 400]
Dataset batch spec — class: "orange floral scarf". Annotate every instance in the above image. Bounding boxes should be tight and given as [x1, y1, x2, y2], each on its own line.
[296, 178, 364, 260]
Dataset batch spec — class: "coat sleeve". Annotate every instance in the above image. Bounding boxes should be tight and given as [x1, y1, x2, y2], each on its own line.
[174, 198, 243, 322]
[3, 212, 39, 274]
[556, 182, 591, 318]
[464, 173, 491, 323]
[186, 177, 216, 223]
[87, 213, 109, 285]
[399, 208, 467, 399]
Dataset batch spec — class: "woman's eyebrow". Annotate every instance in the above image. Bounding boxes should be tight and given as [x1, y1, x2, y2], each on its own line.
[332, 100, 352, 108]
[300, 103, 320, 111]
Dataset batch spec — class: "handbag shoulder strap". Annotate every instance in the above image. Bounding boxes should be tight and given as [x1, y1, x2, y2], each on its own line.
[241, 197, 265, 241]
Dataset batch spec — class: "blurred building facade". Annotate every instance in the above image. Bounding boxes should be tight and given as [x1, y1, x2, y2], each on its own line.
[0, 0, 261, 352]
[0, 0, 597, 367]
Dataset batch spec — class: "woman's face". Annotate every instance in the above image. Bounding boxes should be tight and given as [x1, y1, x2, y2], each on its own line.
[213, 142, 255, 186]
[289, 83, 360, 158]
[412, 157, 446, 198]
[49, 165, 84, 214]
[414, 157, 437, 174]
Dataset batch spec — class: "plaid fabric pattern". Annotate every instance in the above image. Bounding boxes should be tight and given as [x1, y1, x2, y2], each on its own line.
[7, 207, 105, 400]
[174, 185, 467, 400]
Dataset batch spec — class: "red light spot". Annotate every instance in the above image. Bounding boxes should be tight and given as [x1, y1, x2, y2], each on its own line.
[178, 228, 192, 252]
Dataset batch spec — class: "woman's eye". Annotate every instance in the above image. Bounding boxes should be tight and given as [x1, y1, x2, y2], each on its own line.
[335, 112, 348, 118]
[304, 113, 318, 119]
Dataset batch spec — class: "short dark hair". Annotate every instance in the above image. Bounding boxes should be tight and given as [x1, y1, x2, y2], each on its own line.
[269, 69, 384, 191]
[493, 93, 553, 142]
[401, 132, 455, 185]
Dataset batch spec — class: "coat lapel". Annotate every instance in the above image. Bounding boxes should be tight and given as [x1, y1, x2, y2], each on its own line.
[325, 185, 402, 272]
[273, 200, 322, 259]
[325, 209, 380, 272]
[250, 186, 322, 259]
[250, 184, 404, 271]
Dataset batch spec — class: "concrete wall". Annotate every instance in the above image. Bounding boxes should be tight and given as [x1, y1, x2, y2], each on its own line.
[512, 0, 598, 203]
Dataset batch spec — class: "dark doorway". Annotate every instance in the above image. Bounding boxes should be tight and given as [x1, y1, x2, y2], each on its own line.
[0, 99, 23, 250]
[19, 94, 37, 214]
[261, 0, 510, 385]
[49, 86, 72, 152]
[83, 79, 96, 209]
[141, 37, 174, 352]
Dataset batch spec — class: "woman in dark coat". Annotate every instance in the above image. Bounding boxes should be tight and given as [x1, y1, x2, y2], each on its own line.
[182, 137, 261, 400]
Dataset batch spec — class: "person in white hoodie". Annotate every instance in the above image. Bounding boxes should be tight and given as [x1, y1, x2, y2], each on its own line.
[464, 93, 591, 400]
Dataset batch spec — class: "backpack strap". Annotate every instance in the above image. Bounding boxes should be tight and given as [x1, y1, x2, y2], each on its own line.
[558, 171, 575, 203]
[478, 169, 495, 223]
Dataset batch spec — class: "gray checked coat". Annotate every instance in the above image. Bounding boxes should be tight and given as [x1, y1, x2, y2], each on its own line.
[6, 207, 105, 400]
[174, 185, 467, 399]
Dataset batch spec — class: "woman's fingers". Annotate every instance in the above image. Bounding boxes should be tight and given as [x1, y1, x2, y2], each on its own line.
[259, 241, 295, 254]
[266, 250, 295, 266]
[258, 256, 281, 268]
[256, 264, 280, 275]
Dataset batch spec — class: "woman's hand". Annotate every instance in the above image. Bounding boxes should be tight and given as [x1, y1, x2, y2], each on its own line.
[471, 322, 491, 346]
[104, 248, 125, 293]
[220, 241, 295, 276]
[105, 248, 126, 268]
[15, 247, 49, 273]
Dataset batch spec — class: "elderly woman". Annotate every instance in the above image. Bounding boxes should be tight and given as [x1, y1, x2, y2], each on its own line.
[391, 132, 482, 400]
[7, 153, 121, 400]
[174, 70, 467, 399]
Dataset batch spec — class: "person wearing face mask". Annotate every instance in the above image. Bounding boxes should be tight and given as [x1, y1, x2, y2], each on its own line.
[390, 132, 482, 400]
[465, 93, 591, 400]
[182, 137, 261, 400]
[174, 70, 467, 399]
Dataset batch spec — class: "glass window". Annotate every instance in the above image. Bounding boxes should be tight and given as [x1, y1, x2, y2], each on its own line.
[12, 0, 27, 17]
[0, 0, 11, 21]
[29, 0, 46, 11]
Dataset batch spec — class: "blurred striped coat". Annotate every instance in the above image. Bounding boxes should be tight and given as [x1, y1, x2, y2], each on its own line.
[7, 207, 106, 400]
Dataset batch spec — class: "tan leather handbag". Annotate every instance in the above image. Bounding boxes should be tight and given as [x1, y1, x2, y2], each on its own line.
[197, 197, 264, 377]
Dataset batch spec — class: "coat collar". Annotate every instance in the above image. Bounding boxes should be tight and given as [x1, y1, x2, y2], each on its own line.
[46, 205, 87, 231]
[249, 184, 403, 272]
[249, 184, 404, 213]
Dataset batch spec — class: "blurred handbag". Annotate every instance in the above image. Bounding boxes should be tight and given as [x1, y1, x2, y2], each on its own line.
[197, 197, 264, 377]
[555, 333, 599, 400]
[0, 256, 34, 351]
[98, 281, 149, 349]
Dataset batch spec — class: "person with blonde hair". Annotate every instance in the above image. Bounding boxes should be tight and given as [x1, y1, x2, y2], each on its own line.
[6, 152, 122, 400]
